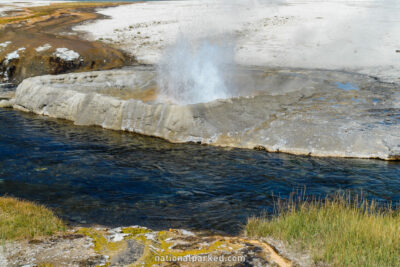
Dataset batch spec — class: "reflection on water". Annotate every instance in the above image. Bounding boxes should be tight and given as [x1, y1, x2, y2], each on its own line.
[0, 109, 399, 233]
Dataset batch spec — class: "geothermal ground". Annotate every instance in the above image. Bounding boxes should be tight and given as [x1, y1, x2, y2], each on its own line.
[2, 0, 399, 160]
[0, 1, 133, 84]
[76, 0, 400, 83]
[5, 66, 400, 160]
[0, 1, 399, 266]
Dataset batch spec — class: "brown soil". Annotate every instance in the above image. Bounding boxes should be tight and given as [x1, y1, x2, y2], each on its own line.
[0, 2, 135, 84]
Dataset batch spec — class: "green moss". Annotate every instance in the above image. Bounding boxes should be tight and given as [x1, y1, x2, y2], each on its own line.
[37, 263, 56, 267]
[77, 226, 153, 267]
[78, 226, 244, 267]
[76, 228, 125, 254]
[132, 230, 242, 266]
[121, 227, 151, 236]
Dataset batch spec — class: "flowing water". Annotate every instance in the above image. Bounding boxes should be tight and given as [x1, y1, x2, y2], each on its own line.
[0, 108, 399, 234]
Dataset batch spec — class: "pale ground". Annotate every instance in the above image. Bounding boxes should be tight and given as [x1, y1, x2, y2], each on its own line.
[75, 0, 400, 83]
[0, 0, 52, 17]
[0, 226, 295, 267]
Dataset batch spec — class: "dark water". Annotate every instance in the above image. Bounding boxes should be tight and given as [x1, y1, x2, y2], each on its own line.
[0, 109, 399, 234]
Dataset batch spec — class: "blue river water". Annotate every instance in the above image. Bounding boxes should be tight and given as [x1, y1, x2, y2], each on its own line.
[0, 108, 399, 233]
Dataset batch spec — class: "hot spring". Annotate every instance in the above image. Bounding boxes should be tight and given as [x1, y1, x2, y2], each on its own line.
[7, 64, 399, 161]
[156, 38, 235, 105]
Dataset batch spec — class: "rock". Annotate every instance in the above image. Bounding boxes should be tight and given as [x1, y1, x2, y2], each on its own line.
[0, 82, 15, 107]
[109, 239, 144, 266]
[0, 99, 12, 108]
[76, 226, 293, 267]
[0, 226, 295, 266]
[11, 66, 400, 160]
[0, 44, 132, 84]
[0, 91, 14, 100]
[3, 232, 99, 267]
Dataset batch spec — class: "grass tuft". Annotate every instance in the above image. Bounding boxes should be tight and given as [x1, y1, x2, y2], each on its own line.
[245, 193, 400, 267]
[0, 196, 65, 240]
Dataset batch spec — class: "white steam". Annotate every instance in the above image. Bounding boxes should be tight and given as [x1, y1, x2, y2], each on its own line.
[157, 37, 233, 105]
[156, 0, 243, 105]
[155, 0, 400, 104]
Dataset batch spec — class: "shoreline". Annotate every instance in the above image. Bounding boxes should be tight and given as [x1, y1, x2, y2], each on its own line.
[2, 194, 399, 266]
[0, 2, 399, 265]
[3, 66, 399, 161]
[0, 0, 398, 161]
[0, 197, 295, 267]
[0, 1, 135, 84]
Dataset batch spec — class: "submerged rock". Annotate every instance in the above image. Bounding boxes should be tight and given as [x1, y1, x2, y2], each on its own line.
[11, 66, 400, 160]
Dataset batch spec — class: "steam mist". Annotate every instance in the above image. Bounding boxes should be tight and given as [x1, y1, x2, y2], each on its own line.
[156, 0, 400, 104]
[157, 37, 234, 105]
[156, 0, 243, 105]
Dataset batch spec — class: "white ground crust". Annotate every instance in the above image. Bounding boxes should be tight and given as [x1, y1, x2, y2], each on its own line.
[4, 47, 25, 63]
[53, 48, 80, 61]
[35, 44, 52, 52]
[0, 1, 53, 17]
[0, 41, 11, 48]
[75, 0, 400, 83]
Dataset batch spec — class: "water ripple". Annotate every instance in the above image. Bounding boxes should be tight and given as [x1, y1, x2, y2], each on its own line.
[0, 109, 399, 233]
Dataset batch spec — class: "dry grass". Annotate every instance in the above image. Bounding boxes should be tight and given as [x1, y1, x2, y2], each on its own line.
[245, 193, 400, 267]
[0, 2, 127, 25]
[0, 196, 65, 240]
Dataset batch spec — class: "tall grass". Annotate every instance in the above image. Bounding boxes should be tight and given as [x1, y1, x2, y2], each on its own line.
[0, 196, 65, 240]
[245, 193, 400, 267]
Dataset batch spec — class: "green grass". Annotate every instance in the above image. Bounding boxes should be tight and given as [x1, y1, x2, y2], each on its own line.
[0, 196, 65, 240]
[245, 194, 400, 267]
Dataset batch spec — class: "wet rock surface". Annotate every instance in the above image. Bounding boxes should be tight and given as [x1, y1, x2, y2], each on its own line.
[9, 66, 400, 160]
[0, 226, 293, 267]
[0, 83, 14, 107]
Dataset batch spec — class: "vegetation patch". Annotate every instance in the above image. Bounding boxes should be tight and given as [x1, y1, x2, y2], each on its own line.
[76, 226, 249, 267]
[76, 227, 125, 254]
[121, 226, 151, 236]
[130, 229, 245, 266]
[245, 194, 400, 267]
[0, 196, 65, 240]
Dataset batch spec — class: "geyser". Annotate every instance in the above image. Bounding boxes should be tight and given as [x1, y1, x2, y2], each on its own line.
[10, 66, 400, 160]
[157, 37, 234, 105]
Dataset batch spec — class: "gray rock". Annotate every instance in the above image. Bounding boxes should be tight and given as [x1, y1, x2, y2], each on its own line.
[110, 239, 144, 266]
[12, 66, 400, 160]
